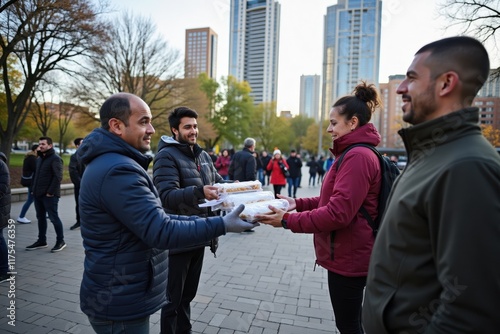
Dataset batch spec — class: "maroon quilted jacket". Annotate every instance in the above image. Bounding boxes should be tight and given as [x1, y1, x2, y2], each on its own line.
[287, 123, 382, 276]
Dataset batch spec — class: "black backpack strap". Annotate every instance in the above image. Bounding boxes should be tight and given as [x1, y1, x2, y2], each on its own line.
[335, 144, 379, 235]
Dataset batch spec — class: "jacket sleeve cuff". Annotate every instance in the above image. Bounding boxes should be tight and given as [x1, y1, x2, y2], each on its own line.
[194, 185, 205, 199]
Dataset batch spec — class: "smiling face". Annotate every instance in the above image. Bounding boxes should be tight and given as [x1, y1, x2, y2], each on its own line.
[119, 96, 155, 153]
[327, 107, 356, 142]
[172, 117, 198, 145]
[397, 51, 439, 125]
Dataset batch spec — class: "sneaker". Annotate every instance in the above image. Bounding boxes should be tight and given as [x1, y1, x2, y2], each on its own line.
[17, 217, 31, 224]
[26, 241, 48, 251]
[51, 241, 66, 253]
[70, 222, 80, 230]
[0, 274, 11, 283]
[243, 229, 255, 233]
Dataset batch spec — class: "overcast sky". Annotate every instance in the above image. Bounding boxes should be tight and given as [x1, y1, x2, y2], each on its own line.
[109, 0, 496, 114]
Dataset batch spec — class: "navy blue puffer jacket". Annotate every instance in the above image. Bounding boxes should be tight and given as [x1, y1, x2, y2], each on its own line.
[77, 128, 226, 321]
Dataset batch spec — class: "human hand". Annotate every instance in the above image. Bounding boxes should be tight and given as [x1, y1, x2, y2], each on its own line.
[255, 205, 286, 228]
[223, 204, 260, 233]
[276, 194, 296, 211]
[203, 185, 220, 200]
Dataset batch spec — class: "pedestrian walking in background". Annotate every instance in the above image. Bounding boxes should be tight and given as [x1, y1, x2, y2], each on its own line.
[363, 36, 500, 334]
[253, 151, 264, 185]
[0, 152, 11, 283]
[26, 137, 66, 253]
[69, 138, 85, 230]
[260, 150, 271, 186]
[324, 154, 335, 172]
[228, 137, 257, 182]
[306, 156, 319, 186]
[153, 106, 227, 334]
[207, 149, 217, 165]
[215, 149, 231, 180]
[17, 144, 38, 224]
[286, 149, 302, 198]
[77, 93, 257, 334]
[317, 156, 326, 184]
[266, 149, 289, 198]
[257, 82, 384, 334]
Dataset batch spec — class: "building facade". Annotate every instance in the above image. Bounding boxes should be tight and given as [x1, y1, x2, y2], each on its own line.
[229, 0, 281, 107]
[321, 0, 382, 120]
[185, 27, 218, 79]
[378, 75, 405, 148]
[299, 75, 321, 122]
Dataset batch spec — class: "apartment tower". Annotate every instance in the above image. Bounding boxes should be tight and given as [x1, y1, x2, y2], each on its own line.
[229, 0, 281, 107]
[185, 27, 218, 79]
[321, 0, 382, 120]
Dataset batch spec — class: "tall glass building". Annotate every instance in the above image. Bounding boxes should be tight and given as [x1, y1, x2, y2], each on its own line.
[300, 75, 321, 122]
[229, 0, 281, 107]
[321, 0, 382, 119]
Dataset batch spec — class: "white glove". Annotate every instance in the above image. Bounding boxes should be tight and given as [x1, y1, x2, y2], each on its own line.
[222, 204, 259, 233]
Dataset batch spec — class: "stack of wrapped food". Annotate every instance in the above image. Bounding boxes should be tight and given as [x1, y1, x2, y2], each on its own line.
[214, 180, 289, 222]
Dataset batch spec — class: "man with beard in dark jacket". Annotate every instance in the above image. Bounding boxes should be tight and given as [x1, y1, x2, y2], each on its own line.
[228, 137, 257, 182]
[153, 106, 226, 334]
[26, 137, 65, 253]
[77, 93, 258, 333]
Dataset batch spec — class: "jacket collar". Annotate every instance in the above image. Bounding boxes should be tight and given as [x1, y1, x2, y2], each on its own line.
[331, 123, 381, 157]
[398, 107, 481, 162]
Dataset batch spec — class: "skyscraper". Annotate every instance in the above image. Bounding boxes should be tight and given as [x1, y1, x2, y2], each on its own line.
[185, 27, 218, 79]
[299, 75, 321, 122]
[229, 0, 281, 107]
[321, 0, 382, 119]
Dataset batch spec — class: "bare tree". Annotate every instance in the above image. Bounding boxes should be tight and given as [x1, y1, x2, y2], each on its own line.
[440, 0, 500, 78]
[71, 11, 185, 122]
[0, 0, 109, 159]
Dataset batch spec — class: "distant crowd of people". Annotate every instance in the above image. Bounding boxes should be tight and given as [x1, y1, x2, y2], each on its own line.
[1, 36, 499, 334]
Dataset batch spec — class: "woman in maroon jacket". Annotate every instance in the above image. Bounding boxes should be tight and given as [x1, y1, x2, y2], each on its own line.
[266, 149, 289, 198]
[215, 149, 231, 180]
[257, 82, 382, 334]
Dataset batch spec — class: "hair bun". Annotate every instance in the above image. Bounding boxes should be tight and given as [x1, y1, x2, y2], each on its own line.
[353, 81, 381, 110]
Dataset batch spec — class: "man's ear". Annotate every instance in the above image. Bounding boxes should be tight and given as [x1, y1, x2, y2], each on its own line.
[108, 118, 124, 136]
[438, 71, 460, 97]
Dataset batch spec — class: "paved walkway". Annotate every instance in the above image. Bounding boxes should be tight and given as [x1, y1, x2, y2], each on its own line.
[1, 178, 338, 333]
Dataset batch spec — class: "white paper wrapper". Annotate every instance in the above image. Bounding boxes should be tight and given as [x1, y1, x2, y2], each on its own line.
[238, 199, 289, 222]
[217, 191, 275, 210]
[214, 180, 262, 194]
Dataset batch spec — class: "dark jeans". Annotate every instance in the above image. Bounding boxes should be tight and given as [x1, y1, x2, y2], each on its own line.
[89, 316, 150, 334]
[328, 271, 366, 334]
[161, 247, 205, 334]
[309, 173, 317, 186]
[19, 186, 34, 217]
[273, 185, 284, 198]
[257, 168, 264, 185]
[287, 177, 300, 197]
[74, 184, 80, 223]
[34, 196, 64, 243]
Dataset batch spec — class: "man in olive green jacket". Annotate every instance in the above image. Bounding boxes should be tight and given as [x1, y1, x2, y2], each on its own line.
[363, 36, 500, 333]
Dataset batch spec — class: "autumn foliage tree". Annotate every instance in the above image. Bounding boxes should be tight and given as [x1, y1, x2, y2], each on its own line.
[0, 0, 109, 159]
[481, 124, 500, 147]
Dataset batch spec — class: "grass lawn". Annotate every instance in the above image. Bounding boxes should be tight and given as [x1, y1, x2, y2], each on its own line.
[8, 152, 72, 188]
